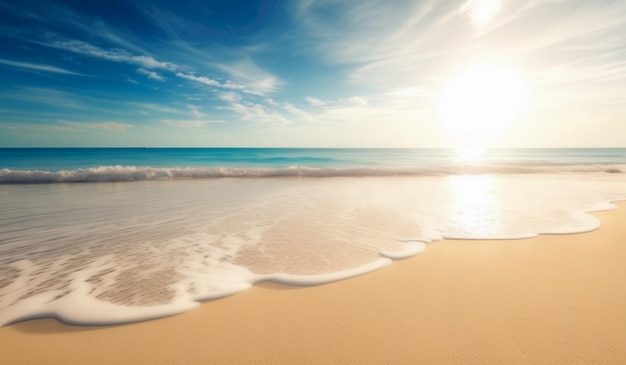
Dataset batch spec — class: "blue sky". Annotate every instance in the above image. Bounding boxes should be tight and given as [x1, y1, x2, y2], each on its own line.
[1, 0, 625, 147]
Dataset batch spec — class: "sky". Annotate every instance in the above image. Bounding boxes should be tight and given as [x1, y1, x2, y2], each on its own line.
[1, 0, 626, 148]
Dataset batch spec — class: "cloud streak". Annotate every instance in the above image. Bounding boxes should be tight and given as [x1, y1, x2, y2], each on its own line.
[175, 72, 246, 91]
[48, 39, 178, 70]
[46, 37, 279, 96]
[137, 67, 165, 81]
[0, 59, 82, 75]
[217, 59, 284, 94]
[58, 120, 132, 132]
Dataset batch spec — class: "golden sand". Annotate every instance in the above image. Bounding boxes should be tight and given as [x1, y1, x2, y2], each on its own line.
[2, 202, 625, 364]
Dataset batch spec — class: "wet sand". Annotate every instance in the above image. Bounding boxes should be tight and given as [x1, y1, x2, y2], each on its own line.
[1, 202, 625, 364]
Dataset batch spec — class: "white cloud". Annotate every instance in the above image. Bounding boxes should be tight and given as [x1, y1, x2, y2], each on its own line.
[294, 0, 626, 132]
[219, 92, 243, 102]
[218, 100, 290, 125]
[8, 87, 85, 109]
[347, 96, 368, 105]
[295, 0, 465, 89]
[217, 59, 284, 94]
[161, 120, 210, 128]
[0, 122, 68, 132]
[282, 103, 312, 121]
[384, 87, 428, 98]
[298, 0, 454, 63]
[127, 102, 179, 114]
[44, 37, 281, 105]
[43, 38, 277, 99]
[186, 105, 207, 119]
[49, 39, 177, 70]
[176, 72, 222, 87]
[487, 1, 626, 54]
[0, 59, 82, 75]
[58, 120, 132, 132]
[305, 96, 326, 106]
[137, 68, 165, 81]
[175, 72, 249, 92]
[91, 20, 150, 56]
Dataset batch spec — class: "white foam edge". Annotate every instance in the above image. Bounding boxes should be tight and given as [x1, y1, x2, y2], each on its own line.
[3, 199, 625, 327]
[0, 259, 395, 327]
[539, 200, 622, 235]
[252, 257, 392, 286]
[380, 241, 428, 259]
[0, 285, 200, 327]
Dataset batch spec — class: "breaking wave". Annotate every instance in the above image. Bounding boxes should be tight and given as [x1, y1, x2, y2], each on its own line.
[0, 164, 623, 183]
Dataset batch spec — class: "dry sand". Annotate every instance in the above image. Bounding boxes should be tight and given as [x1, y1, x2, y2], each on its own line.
[1, 202, 626, 365]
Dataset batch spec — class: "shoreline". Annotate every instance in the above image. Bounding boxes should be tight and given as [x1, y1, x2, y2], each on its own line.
[1, 203, 626, 364]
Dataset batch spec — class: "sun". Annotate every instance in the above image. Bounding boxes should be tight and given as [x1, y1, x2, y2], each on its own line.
[438, 62, 525, 157]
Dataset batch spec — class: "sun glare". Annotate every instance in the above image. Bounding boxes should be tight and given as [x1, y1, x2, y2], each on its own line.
[454, 146, 486, 162]
[448, 174, 500, 237]
[438, 62, 525, 157]
[462, 0, 501, 27]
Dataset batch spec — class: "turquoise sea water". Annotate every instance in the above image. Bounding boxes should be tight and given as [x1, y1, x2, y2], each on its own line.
[1, 148, 625, 182]
[0, 148, 625, 327]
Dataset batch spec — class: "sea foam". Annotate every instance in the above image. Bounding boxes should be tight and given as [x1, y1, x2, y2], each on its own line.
[0, 163, 624, 183]
[0, 174, 625, 327]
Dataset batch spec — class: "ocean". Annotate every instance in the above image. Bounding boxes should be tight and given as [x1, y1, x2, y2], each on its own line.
[1, 148, 625, 327]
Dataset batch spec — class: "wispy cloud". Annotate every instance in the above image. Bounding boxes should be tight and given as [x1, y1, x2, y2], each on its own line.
[486, 1, 626, 54]
[218, 99, 290, 125]
[137, 67, 165, 81]
[6, 87, 86, 109]
[48, 39, 177, 70]
[3, 0, 625, 147]
[90, 20, 151, 56]
[175, 68, 279, 96]
[128, 102, 180, 114]
[0, 59, 82, 75]
[305, 96, 326, 106]
[175, 72, 244, 90]
[533, 59, 626, 86]
[58, 120, 132, 132]
[384, 87, 428, 98]
[217, 59, 284, 94]
[216, 83, 431, 129]
[294, 0, 626, 105]
[297, 0, 455, 64]
[160, 119, 226, 129]
[161, 120, 208, 128]
[46, 37, 276, 98]
[294, 0, 465, 89]
[0, 122, 68, 132]
[186, 104, 207, 119]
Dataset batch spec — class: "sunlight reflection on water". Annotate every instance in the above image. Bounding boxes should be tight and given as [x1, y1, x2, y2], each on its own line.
[448, 175, 500, 237]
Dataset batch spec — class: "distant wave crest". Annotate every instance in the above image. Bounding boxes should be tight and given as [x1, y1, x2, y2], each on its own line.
[0, 164, 623, 183]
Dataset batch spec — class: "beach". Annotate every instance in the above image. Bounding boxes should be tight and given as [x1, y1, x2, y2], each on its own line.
[1, 201, 624, 364]
[2, 0, 626, 360]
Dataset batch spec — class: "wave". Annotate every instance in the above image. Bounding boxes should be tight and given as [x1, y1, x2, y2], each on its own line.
[0, 164, 624, 183]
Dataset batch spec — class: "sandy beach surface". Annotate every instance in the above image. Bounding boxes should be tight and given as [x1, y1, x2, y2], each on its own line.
[1, 202, 625, 364]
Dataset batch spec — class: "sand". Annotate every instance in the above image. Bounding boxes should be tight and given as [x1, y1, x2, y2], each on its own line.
[1, 202, 626, 365]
